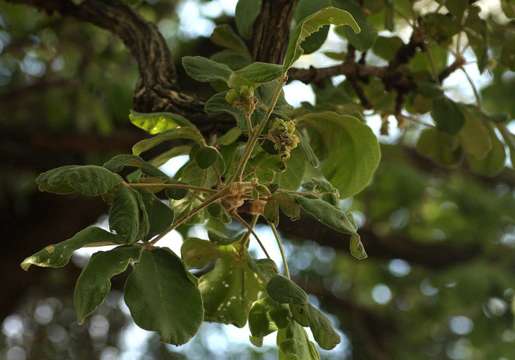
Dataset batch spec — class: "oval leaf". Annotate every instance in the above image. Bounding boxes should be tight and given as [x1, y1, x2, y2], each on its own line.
[182, 56, 233, 83]
[297, 111, 381, 198]
[74, 246, 141, 323]
[21, 227, 121, 271]
[36, 165, 123, 196]
[124, 247, 203, 345]
[267, 275, 308, 305]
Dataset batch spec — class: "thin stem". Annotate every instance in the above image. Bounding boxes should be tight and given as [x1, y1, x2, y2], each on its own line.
[128, 182, 216, 193]
[460, 67, 481, 107]
[149, 188, 228, 245]
[233, 212, 271, 259]
[269, 221, 290, 279]
[232, 76, 287, 182]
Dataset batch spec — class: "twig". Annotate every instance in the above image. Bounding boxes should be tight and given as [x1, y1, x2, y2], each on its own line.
[269, 221, 290, 279]
[233, 212, 271, 259]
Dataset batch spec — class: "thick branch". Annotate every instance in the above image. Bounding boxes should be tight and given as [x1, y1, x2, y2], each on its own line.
[251, 0, 298, 63]
[279, 214, 484, 269]
[6, 0, 205, 122]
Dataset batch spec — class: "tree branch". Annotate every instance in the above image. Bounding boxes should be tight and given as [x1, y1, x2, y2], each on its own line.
[250, 0, 298, 63]
[6, 0, 205, 121]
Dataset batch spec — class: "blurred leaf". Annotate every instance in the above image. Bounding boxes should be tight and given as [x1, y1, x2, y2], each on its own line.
[431, 96, 465, 135]
[235, 0, 263, 39]
[218, 127, 242, 145]
[372, 36, 403, 61]
[305, 305, 340, 349]
[124, 248, 203, 345]
[458, 107, 492, 160]
[350, 233, 367, 260]
[195, 146, 219, 169]
[416, 128, 463, 167]
[467, 128, 506, 177]
[211, 24, 249, 54]
[334, 0, 378, 51]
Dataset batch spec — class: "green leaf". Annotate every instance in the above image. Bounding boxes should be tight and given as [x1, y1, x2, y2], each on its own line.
[283, 6, 360, 70]
[444, 0, 468, 22]
[109, 186, 141, 243]
[372, 36, 403, 61]
[21, 227, 121, 271]
[199, 245, 265, 327]
[36, 165, 123, 196]
[298, 129, 320, 168]
[350, 233, 367, 260]
[205, 92, 246, 129]
[182, 56, 233, 83]
[294, 0, 332, 54]
[248, 297, 279, 341]
[498, 124, 515, 167]
[467, 128, 506, 177]
[297, 111, 380, 198]
[211, 24, 249, 54]
[277, 322, 320, 360]
[124, 247, 203, 345]
[416, 128, 463, 167]
[195, 146, 219, 169]
[334, 0, 377, 51]
[104, 154, 168, 179]
[211, 49, 251, 70]
[458, 107, 492, 160]
[431, 96, 465, 135]
[74, 246, 141, 323]
[465, 6, 488, 73]
[132, 128, 205, 156]
[218, 127, 242, 146]
[277, 148, 306, 191]
[231, 62, 284, 86]
[267, 275, 308, 305]
[295, 195, 357, 235]
[304, 305, 340, 350]
[501, 0, 515, 17]
[181, 238, 220, 268]
[128, 111, 196, 135]
[138, 190, 173, 240]
[235, 0, 262, 39]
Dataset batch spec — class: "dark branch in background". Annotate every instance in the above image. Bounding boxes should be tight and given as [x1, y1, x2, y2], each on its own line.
[250, 0, 298, 64]
[279, 214, 484, 270]
[6, 0, 207, 125]
[288, 25, 465, 114]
